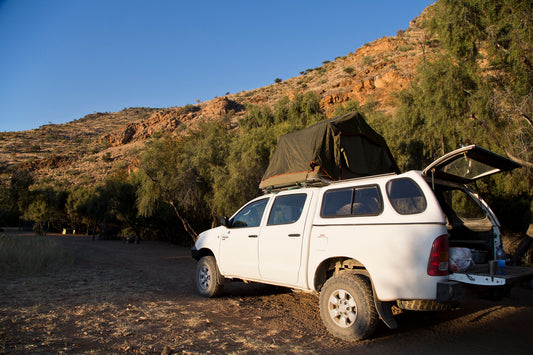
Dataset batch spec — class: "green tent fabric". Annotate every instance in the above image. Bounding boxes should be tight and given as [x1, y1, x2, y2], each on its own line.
[259, 111, 399, 190]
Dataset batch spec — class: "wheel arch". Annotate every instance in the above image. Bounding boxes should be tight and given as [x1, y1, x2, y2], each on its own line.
[192, 247, 215, 261]
[314, 257, 398, 330]
[313, 257, 369, 292]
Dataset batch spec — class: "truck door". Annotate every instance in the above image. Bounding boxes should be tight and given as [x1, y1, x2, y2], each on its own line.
[218, 197, 269, 279]
[259, 191, 312, 285]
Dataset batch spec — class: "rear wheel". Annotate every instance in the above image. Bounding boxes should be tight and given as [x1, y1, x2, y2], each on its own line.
[195, 256, 224, 297]
[319, 273, 378, 341]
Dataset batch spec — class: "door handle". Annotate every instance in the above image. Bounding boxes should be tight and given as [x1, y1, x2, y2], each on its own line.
[288, 234, 301, 237]
[248, 235, 258, 238]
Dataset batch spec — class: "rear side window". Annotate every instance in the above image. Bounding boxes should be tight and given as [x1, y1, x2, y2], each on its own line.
[321, 186, 382, 217]
[321, 189, 353, 216]
[386, 178, 427, 215]
[267, 194, 307, 225]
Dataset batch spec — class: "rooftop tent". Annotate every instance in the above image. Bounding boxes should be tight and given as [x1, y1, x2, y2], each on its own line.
[259, 111, 399, 190]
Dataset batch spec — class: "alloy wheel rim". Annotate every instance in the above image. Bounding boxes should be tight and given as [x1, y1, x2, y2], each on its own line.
[328, 289, 357, 328]
[199, 265, 211, 290]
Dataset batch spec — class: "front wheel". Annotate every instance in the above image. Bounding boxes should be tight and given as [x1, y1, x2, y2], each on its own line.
[195, 256, 224, 297]
[319, 273, 378, 341]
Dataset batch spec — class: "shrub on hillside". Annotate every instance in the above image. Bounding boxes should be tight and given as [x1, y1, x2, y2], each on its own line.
[343, 67, 355, 75]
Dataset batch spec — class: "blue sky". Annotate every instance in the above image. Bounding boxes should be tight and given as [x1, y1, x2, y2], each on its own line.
[0, 0, 434, 132]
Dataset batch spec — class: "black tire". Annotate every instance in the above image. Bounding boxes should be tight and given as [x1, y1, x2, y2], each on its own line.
[195, 256, 224, 297]
[319, 274, 378, 341]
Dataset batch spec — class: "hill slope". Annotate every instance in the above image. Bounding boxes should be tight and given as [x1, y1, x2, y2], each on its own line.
[0, 6, 437, 187]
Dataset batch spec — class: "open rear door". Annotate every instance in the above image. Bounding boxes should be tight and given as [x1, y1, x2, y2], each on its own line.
[425, 146, 531, 288]
[423, 145, 521, 184]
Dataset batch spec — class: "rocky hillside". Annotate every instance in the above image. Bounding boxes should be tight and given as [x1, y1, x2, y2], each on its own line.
[0, 6, 438, 187]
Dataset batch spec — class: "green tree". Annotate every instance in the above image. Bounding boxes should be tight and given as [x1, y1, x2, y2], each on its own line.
[287, 92, 325, 127]
[429, 0, 533, 168]
[104, 172, 144, 239]
[332, 100, 362, 117]
[0, 178, 18, 226]
[134, 94, 328, 238]
[213, 126, 276, 216]
[136, 134, 201, 242]
[10, 169, 34, 220]
[273, 96, 290, 124]
[395, 56, 478, 167]
[214, 94, 326, 217]
[238, 104, 274, 129]
[24, 199, 48, 234]
[394, 0, 532, 236]
[430, 0, 485, 62]
[23, 185, 68, 235]
[66, 186, 108, 237]
[178, 120, 232, 225]
[66, 186, 92, 233]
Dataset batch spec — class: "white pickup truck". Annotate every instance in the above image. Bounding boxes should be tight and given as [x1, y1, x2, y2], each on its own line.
[192, 145, 533, 340]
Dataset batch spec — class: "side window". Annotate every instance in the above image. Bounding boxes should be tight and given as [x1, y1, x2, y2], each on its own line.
[231, 198, 269, 228]
[321, 188, 353, 216]
[321, 186, 382, 217]
[353, 186, 383, 215]
[267, 194, 307, 225]
[387, 178, 427, 215]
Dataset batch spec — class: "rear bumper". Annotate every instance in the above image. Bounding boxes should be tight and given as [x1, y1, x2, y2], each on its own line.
[449, 265, 533, 286]
[437, 265, 533, 302]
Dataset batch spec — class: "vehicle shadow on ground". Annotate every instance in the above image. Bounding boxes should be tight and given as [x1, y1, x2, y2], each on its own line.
[371, 286, 533, 340]
[218, 281, 294, 298]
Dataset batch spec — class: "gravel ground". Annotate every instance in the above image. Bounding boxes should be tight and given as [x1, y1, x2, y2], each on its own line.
[1, 233, 532, 354]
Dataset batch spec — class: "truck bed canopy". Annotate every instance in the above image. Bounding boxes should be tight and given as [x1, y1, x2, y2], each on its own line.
[259, 112, 399, 190]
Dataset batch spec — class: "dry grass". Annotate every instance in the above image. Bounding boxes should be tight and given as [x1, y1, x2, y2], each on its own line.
[0, 234, 73, 277]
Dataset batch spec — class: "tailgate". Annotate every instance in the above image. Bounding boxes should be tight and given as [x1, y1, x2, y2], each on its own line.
[449, 265, 533, 286]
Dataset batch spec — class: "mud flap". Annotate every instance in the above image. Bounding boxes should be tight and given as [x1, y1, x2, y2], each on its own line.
[374, 297, 397, 329]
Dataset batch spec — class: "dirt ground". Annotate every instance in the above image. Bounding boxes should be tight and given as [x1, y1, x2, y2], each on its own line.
[1, 232, 533, 354]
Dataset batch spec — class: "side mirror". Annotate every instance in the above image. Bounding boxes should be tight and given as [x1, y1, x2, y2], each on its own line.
[219, 216, 230, 227]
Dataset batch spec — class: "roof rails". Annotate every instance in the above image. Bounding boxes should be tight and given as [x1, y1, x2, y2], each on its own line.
[261, 177, 332, 194]
[260, 172, 399, 194]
